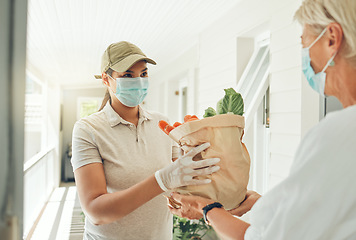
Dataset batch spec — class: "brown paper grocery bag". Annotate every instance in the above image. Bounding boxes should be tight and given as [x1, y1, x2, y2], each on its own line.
[169, 114, 250, 210]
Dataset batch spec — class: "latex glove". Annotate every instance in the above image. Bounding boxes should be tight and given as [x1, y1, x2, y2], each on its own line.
[155, 142, 220, 191]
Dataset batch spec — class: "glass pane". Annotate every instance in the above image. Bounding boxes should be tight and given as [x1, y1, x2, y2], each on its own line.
[24, 74, 44, 162]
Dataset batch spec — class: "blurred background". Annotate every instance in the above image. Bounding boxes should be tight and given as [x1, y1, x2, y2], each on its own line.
[0, 0, 343, 239]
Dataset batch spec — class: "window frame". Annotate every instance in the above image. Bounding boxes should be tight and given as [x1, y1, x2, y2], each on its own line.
[236, 34, 271, 194]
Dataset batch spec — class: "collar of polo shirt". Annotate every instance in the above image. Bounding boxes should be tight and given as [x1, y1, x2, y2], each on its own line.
[103, 101, 152, 127]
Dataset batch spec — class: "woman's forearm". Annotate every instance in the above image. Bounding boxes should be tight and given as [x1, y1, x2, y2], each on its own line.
[206, 207, 250, 240]
[86, 175, 163, 225]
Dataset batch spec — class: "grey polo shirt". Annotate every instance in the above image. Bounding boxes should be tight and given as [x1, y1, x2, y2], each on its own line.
[71, 102, 180, 240]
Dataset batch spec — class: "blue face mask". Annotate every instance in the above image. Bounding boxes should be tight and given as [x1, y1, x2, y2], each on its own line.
[302, 28, 336, 97]
[109, 76, 149, 107]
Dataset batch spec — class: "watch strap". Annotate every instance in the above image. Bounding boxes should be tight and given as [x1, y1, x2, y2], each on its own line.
[202, 202, 223, 225]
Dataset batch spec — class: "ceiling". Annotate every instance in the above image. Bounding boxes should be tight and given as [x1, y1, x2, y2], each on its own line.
[26, 0, 242, 88]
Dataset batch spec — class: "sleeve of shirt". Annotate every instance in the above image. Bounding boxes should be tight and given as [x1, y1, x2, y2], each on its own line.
[244, 226, 262, 240]
[71, 121, 102, 171]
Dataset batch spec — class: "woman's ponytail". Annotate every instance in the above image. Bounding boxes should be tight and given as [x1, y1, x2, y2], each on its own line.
[98, 89, 111, 111]
[98, 68, 113, 111]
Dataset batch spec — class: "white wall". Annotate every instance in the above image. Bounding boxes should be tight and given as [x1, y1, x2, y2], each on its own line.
[148, 45, 199, 118]
[148, 0, 320, 191]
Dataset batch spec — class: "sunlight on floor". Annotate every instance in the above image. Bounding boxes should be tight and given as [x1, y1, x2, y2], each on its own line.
[29, 184, 84, 240]
[30, 202, 60, 240]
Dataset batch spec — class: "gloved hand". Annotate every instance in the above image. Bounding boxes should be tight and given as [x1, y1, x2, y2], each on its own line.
[155, 142, 220, 191]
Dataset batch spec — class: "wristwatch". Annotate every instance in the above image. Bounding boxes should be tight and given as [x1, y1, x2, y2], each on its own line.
[202, 202, 223, 225]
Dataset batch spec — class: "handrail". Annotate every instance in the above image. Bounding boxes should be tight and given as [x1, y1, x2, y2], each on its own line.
[24, 146, 55, 173]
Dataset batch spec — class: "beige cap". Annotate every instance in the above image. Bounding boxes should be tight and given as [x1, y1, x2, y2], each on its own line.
[94, 41, 156, 79]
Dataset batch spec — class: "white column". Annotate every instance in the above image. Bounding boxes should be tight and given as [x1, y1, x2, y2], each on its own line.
[0, 0, 27, 239]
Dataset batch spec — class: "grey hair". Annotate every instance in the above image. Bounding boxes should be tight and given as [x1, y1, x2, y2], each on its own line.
[294, 0, 356, 66]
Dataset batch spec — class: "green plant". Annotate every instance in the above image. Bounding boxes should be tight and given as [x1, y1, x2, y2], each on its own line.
[204, 88, 244, 118]
[173, 215, 218, 240]
[80, 211, 85, 222]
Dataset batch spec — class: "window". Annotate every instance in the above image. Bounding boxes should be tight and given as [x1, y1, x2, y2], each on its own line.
[237, 38, 270, 124]
[77, 97, 102, 120]
[236, 35, 271, 194]
[24, 72, 46, 162]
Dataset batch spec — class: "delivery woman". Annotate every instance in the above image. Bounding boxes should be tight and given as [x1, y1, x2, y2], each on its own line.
[168, 0, 356, 239]
[71, 41, 220, 240]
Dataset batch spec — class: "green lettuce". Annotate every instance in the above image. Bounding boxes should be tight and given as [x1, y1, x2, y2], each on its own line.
[203, 107, 217, 118]
[204, 88, 244, 118]
[216, 99, 224, 115]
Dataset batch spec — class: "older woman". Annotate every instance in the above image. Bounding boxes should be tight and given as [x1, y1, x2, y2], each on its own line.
[168, 0, 356, 239]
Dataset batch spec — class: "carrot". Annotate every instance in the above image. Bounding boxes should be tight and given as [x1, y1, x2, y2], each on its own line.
[173, 122, 182, 128]
[184, 115, 192, 123]
[188, 115, 199, 121]
[166, 125, 174, 134]
[160, 115, 199, 136]
[159, 120, 174, 135]
[159, 120, 169, 132]
[184, 115, 199, 122]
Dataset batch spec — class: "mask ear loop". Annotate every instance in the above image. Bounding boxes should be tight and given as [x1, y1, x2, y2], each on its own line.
[307, 27, 336, 73]
[322, 52, 337, 72]
[307, 28, 328, 49]
[107, 74, 118, 94]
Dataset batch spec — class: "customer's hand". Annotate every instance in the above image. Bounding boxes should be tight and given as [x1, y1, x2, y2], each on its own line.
[155, 142, 220, 191]
[228, 190, 261, 217]
[168, 192, 214, 219]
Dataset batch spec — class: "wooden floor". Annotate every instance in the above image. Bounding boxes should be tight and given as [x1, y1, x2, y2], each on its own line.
[29, 183, 84, 240]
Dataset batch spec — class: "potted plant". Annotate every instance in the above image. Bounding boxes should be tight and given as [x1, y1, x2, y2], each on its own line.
[173, 215, 219, 240]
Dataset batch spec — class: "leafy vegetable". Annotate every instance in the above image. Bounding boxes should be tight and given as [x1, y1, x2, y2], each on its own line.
[203, 107, 217, 118]
[204, 88, 244, 118]
[221, 88, 244, 115]
[216, 99, 224, 115]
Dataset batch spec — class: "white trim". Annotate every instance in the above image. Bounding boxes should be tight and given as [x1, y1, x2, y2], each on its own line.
[236, 39, 270, 130]
[263, 128, 270, 192]
[178, 77, 188, 122]
[245, 71, 270, 130]
[26, 70, 44, 86]
[252, 112, 258, 190]
[236, 32, 271, 194]
[236, 41, 269, 93]
[240, 46, 269, 101]
[24, 146, 55, 173]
